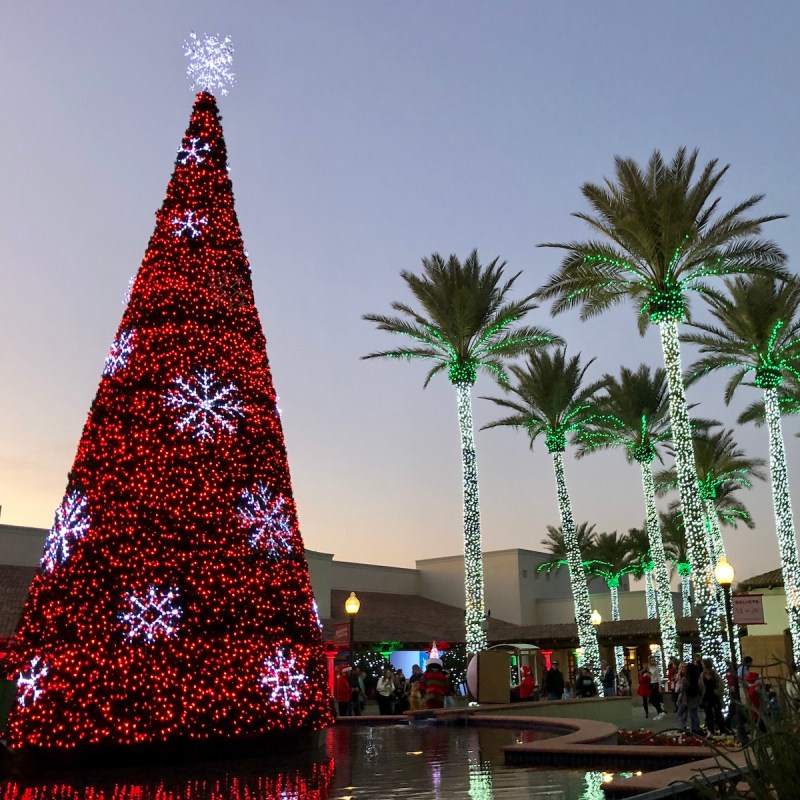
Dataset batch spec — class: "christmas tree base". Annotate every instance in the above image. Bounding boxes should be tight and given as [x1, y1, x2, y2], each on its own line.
[1, 727, 328, 776]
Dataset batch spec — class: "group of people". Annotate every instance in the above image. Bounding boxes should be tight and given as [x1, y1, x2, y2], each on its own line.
[336, 658, 456, 716]
[646, 653, 772, 736]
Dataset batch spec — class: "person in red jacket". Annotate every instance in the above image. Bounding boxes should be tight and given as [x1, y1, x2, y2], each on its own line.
[511, 665, 536, 702]
[420, 658, 449, 709]
[638, 667, 653, 718]
[336, 665, 353, 716]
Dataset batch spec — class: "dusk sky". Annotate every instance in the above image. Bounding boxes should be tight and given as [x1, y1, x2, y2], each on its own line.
[2, 2, 799, 582]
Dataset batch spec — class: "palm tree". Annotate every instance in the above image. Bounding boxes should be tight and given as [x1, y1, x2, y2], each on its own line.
[578, 364, 679, 662]
[739, 373, 800, 430]
[589, 531, 639, 672]
[626, 524, 658, 619]
[363, 251, 559, 653]
[537, 522, 599, 575]
[655, 427, 766, 565]
[686, 274, 800, 663]
[537, 147, 787, 670]
[483, 349, 606, 691]
[660, 511, 692, 661]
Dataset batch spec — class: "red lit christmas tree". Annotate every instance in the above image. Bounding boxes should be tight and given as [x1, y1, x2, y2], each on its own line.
[4, 36, 332, 754]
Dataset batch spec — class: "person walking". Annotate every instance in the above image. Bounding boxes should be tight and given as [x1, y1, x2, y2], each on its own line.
[576, 666, 598, 698]
[376, 667, 396, 715]
[542, 660, 565, 700]
[336, 665, 353, 716]
[700, 658, 728, 735]
[602, 663, 617, 697]
[648, 655, 666, 720]
[638, 666, 653, 718]
[677, 659, 703, 734]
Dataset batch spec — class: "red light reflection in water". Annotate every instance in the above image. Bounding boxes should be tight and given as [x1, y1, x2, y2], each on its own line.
[1, 758, 335, 800]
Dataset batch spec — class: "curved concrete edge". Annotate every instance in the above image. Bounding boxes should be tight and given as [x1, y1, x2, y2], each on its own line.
[493, 715, 619, 747]
[599, 750, 748, 798]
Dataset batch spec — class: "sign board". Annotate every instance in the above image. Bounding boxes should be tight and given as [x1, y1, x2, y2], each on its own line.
[733, 594, 765, 625]
[333, 623, 350, 647]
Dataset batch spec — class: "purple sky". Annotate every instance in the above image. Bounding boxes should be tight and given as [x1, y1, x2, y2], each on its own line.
[1, 3, 799, 581]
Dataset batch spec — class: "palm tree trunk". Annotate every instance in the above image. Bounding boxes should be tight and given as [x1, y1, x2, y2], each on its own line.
[764, 386, 800, 665]
[701, 500, 738, 664]
[551, 451, 603, 695]
[640, 462, 680, 663]
[703, 499, 726, 563]
[644, 571, 657, 618]
[609, 583, 625, 673]
[677, 563, 692, 661]
[658, 320, 724, 670]
[455, 381, 487, 654]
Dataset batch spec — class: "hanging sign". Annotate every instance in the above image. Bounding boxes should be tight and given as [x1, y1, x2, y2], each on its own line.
[333, 623, 350, 646]
[732, 594, 765, 625]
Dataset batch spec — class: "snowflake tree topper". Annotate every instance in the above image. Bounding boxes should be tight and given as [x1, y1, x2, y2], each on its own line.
[184, 32, 235, 96]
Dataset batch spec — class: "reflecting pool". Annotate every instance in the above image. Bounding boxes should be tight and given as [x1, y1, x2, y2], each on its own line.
[1, 724, 617, 799]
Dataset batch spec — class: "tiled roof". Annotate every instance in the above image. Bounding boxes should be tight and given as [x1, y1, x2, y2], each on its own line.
[737, 568, 784, 591]
[0, 565, 36, 638]
[324, 589, 699, 647]
[324, 589, 522, 645]
[0, 568, 699, 649]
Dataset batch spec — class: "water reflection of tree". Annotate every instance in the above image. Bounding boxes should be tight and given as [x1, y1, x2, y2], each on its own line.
[0, 757, 335, 800]
[580, 771, 605, 800]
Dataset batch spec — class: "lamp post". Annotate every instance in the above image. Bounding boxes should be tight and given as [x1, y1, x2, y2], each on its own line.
[345, 591, 360, 669]
[714, 557, 743, 740]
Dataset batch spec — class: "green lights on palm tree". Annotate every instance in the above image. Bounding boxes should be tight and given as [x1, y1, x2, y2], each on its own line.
[537, 147, 788, 674]
[484, 348, 606, 693]
[578, 364, 679, 663]
[687, 274, 800, 663]
[363, 250, 560, 654]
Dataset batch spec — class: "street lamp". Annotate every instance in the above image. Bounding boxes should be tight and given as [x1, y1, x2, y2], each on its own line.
[345, 591, 360, 669]
[590, 609, 602, 627]
[714, 557, 743, 740]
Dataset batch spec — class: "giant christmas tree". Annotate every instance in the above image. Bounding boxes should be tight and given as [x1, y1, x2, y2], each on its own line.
[5, 36, 332, 753]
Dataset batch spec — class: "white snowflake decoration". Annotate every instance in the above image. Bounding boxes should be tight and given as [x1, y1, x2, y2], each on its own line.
[184, 32, 235, 96]
[41, 490, 91, 573]
[260, 648, 307, 712]
[103, 328, 135, 377]
[237, 483, 294, 559]
[17, 656, 49, 707]
[172, 209, 208, 239]
[119, 585, 182, 643]
[165, 369, 244, 441]
[178, 136, 211, 165]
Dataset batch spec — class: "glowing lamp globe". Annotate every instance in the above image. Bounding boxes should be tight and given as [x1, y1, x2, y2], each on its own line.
[345, 592, 361, 616]
[590, 609, 602, 626]
[714, 557, 735, 587]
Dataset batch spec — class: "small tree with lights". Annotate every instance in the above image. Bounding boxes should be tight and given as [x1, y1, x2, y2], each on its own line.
[4, 35, 331, 754]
